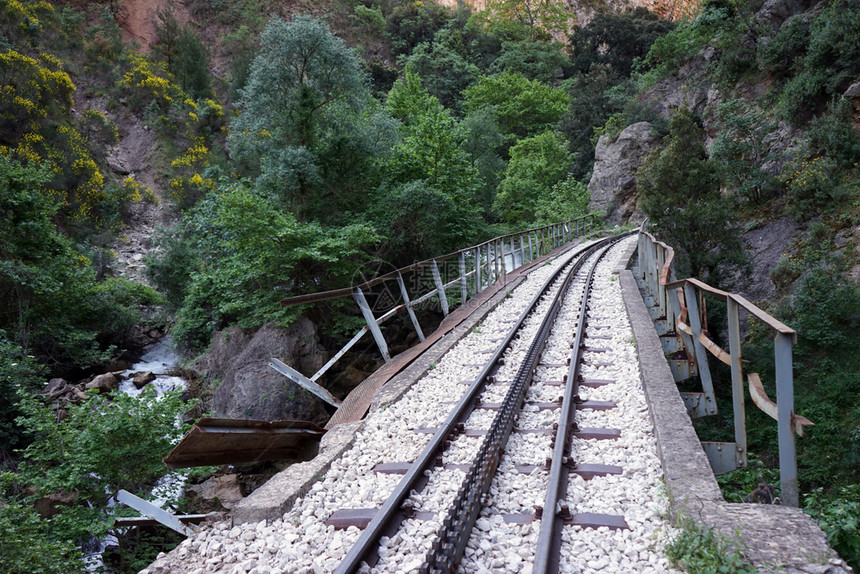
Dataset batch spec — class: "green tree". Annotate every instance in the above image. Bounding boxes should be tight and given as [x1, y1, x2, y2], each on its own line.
[385, 1, 453, 56]
[480, 0, 570, 40]
[0, 500, 83, 574]
[376, 69, 484, 262]
[710, 98, 779, 204]
[569, 8, 675, 77]
[0, 332, 46, 459]
[11, 389, 192, 561]
[157, 181, 378, 351]
[490, 39, 570, 82]
[403, 28, 479, 110]
[227, 15, 374, 219]
[558, 64, 628, 179]
[636, 107, 746, 283]
[494, 130, 573, 224]
[0, 155, 160, 367]
[775, 0, 860, 123]
[460, 108, 507, 219]
[534, 176, 590, 224]
[463, 70, 569, 142]
[172, 26, 212, 99]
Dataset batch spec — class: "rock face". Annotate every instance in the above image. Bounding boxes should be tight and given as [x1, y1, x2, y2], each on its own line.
[208, 319, 330, 425]
[588, 122, 659, 224]
[737, 217, 804, 301]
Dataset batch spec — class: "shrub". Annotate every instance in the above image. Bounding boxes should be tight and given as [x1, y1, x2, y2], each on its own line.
[0, 500, 83, 574]
[666, 515, 756, 573]
[805, 485, 860, 570]
[774, 0, 860, 123]
[779, 155, 843, 219]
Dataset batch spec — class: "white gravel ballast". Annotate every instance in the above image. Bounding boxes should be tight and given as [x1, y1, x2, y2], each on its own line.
[142, 237, 680, 574]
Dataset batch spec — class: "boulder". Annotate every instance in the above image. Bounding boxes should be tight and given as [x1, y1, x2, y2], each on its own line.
[187, 474, 244, 510]
[209, 319, 330, 425]
[755, 0, 805, 32]
[42, 378, 68, 399]
[587, 122, 659, 224]
[33, 490, 77, 519]
[132, 371, 156, 389]
[85, 373, 117, 393]
[844, 81, 860, 99]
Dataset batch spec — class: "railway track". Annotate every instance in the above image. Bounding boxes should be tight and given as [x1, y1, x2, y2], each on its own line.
[142, 232, 676, 574]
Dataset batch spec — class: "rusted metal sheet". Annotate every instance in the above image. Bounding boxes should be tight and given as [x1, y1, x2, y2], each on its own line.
[163, 418, 325, 470]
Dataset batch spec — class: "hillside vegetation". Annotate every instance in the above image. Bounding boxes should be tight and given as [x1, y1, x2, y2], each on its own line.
[1, 0, 859, 571]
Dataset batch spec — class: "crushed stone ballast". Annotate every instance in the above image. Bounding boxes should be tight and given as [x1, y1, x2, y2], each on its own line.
[141, 235, 679, 574]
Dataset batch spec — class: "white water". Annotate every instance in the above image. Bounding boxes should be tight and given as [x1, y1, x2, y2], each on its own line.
[118, 337, 187, 397]
[85, 337, 189, 572]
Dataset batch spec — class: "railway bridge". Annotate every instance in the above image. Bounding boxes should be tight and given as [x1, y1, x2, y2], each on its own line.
[142, 220, 850, 574]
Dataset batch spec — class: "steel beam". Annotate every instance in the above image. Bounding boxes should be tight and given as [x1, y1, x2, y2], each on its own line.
[354, 287, 390, 362]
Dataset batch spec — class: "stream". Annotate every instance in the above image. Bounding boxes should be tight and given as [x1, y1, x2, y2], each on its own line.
[85, 337, 189, 572]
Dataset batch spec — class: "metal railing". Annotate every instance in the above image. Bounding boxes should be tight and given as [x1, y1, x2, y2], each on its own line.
[272, 215, 596, 406]
[635, 223, 812, 507]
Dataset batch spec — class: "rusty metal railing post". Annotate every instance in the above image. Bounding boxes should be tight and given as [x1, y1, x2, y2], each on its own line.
[430, 260, 449, 317]
[354, 287, 390, 362]
[727, 297, 747, 469]
[397, 272, 425, 343]
[775, 332, 798, 507]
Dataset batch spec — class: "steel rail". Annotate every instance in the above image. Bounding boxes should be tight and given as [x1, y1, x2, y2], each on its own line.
[419, 233, 629, 574]
[532, 236, 621, 574]
[332, 239, 604, 574]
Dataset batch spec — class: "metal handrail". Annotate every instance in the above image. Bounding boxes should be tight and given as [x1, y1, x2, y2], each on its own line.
[271, 214, 597, 405]
[279, 215, 595, 307]
[636, 221, 809, 507]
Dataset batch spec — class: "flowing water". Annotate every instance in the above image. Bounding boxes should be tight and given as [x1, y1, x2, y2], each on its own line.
[118, 337, 187, 397]
[85, 337, 189, 572]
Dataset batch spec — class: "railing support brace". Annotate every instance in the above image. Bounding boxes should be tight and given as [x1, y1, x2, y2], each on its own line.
[354, 288, 390, 362]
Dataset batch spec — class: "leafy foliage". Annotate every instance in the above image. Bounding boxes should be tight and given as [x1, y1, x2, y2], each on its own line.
[636, 107, 746, 284]
[478, 0, 571, 40]
[228, 15, 383, 221]
[569, 8, 675, 77]
[154, 181, 378, 351]
[402, 28, 479, 110]
[665, 515, 756, 574]
[463, 70, 569, 141]
[377, 69, 484, 262]
[773, 0, 860, 122]
[805, 485, 860, 569]
[495, 131, 573, 224]
[0, 154, 161, 367]
[0, 499, 83, 574]
[709, 98, 779, 204]
[7, 388, 193, 569]
[490, 39, 569, 82]
[0, 331, 46, 459]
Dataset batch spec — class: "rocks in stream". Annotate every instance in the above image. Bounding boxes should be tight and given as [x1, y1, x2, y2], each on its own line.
[85, 372, 118, 393]
[132, 371, 156, 388]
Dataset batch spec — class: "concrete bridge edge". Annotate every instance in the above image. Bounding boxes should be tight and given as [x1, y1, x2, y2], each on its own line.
[617, 240, 852, 574]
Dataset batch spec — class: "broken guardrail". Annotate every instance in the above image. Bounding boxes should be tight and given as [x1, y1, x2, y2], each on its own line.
[276, 214, 596, 387]
[635, 222, 812, 507]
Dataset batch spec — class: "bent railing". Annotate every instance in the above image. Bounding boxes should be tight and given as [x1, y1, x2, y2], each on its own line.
[636, 223, 812, 507]
[275, 215, 596, 405]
